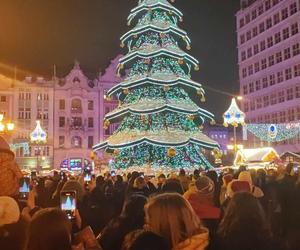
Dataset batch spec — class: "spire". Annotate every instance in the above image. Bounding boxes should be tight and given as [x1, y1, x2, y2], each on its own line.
[73, 60, 80, 70]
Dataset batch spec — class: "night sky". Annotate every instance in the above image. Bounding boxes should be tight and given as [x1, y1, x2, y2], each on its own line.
[0, 0, 240, 118]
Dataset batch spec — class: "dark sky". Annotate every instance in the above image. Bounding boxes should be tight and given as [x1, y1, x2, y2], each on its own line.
[0, 0, 240, 118]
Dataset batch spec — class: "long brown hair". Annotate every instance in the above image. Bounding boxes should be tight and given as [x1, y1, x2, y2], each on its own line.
[25, 208, 72, 250]
[218, 192, 271, 249]
[145, 193, 206, 248]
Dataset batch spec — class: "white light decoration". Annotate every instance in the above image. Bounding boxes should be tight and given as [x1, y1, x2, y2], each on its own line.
[223, 98, 246, 127]
[30, 120, 47, 143]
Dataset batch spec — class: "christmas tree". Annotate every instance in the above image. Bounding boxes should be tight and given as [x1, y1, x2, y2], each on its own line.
[93, 0, 219, 171]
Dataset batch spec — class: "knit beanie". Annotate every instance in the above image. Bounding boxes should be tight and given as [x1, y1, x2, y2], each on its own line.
[195, 176, 214, 195]
[0, 141, 23, 196]
[0, 196, 20, 226]
[227, 180, 251, 198]
[62, 180, 85, 201]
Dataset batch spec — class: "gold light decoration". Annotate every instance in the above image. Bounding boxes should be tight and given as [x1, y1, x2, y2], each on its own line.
[104, 120, 110, 130]
[123, 88, 129, 95]
[167, 147, 176, 157]
[120, 42, 125, 48]
[195, 65, 200, 71]
[163, 85, 170, 92]
[210, 120, 216, 125]
[186, 45, 191, 50]
[201, 95, 206, 103]
[178, 58, 184, 65]
[114, 149, 120, 156]
[187, 115, 195, 121]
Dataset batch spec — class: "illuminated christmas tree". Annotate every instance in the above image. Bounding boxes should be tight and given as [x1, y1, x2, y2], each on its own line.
[93, 0, 219, 171]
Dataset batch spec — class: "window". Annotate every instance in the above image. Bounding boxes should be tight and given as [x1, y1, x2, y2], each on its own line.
[243, 85, 248, 95]
[88, 100, 94, 110]
[88, 117, 94, 128]
[270, 74, 276, 85]
[249, 82, 254, 93]
[240, 34, 245, 44]
[294, 64, 300, 77]
[59, 136, 65, 148]
[248, 65, 253, 75]
[276, 51, 282, 63]
[273, 0, 279, 5]
[251, 9, 257, 19]
[284, 48, 291, 60]
[244, 102, 249, 112]
[278, 91, 285, 103]
[270, 93, 277, 105]
[256, 97, 262, 109]
[263, 96, 269, 107]
[246, 31, 251, 41]
[245, 14, 250, 24]
[285, 68, 292, 80]
[252, 27, 258, 37]
[277, 71, 284, 83]
[287, 88, 294, 100]
[259, 22, 265, 33]
[242, 68, 247, 78]
[59, 117, 65, 127]
[282, 8, 288, 19]
[268, 55, 275, 66]
[275, 32, 281, 44]
[260, 40, 266, 51]
[253, 44, 259, 55]
[240, 18, 245, 28]
[247, 48, 252, 58]
[273, 13, 280, 25]
[71, 136, 82, 148]
[271, 113, 278, 123]
[290, 2, 297, 15]
[266, 18, 272, 29]
[250, 100, 255, 111]
[296, 86, 300, 98]
[0, 96, 6, 102]
[258, 5, 264, 15]
[88, 136, 94, 149]
[261, 59, 267, 69]
[262, 77, 268, 88]
[279, 111, 286, 123]
[59, 99, 65, 110]
[265, 0, 271, 11]
[71, 98, 82, 113]
[267, 37, 273, 48]
[255, 80, 261, 91]
[291, 23, 299, 35]
[287, 109, 295, 121]
[71, 117, 82, 128]
[293, 43, 300, 56]
[254, 62, 260, 73]
[283, 27, 289, 40]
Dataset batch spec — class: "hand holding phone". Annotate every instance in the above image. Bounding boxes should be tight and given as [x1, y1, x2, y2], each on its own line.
[60, 191, 77, 219]
[19, 177, 30, 200]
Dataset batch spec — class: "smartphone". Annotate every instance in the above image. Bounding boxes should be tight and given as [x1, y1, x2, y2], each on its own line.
[60, 171, 66, 181]
[84, 173, 92, 182]
[110, 171, 116, 177]
[19, 177, 30, 200]
[294, 166, 298, 173]
[60, 191, 77, 219]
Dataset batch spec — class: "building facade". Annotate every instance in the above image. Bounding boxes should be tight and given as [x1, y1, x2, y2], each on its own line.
[237, 0, 300, 153]
[0, 55, 121, 170]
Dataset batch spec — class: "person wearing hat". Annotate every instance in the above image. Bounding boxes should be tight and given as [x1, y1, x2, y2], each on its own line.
[238, 171, 264, 198]
[0, 136, 23, 197]
[184, 176, 220, 220]
[0, 196, 27, 250]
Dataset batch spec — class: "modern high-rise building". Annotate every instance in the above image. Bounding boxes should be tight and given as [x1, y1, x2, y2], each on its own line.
[237, 0, 300, 153]
[0, 55, 121, 170]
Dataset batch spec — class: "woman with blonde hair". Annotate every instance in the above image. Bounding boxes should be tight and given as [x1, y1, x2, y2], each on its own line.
[145, 193, 209, 250]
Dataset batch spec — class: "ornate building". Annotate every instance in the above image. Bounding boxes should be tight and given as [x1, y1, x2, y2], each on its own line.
[0, 55, 121, 170]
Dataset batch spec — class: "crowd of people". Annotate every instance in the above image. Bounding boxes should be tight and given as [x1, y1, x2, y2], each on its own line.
[1, 138, 300, 250]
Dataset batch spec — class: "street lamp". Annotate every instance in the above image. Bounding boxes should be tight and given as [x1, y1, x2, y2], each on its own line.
[0, 114, 15, 134]
[223, 98, 246, 153]
[30, 120, 47, 171]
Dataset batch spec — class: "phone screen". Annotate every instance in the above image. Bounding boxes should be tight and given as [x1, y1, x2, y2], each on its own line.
[84, 173, 91, 182]
[60, 191, 76, 219]
[19, 177, 30, 200]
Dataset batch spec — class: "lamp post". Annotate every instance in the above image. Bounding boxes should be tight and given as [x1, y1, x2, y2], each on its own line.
[223, 98, 246, 153]
[0, 114, 15, 134]
[30, 120, 47, 171]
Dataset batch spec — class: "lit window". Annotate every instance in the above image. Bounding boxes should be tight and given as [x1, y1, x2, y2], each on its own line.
[59, 99, 65, 110]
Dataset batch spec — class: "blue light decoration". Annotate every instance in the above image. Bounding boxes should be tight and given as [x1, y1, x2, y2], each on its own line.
[93, 0, 219, 170]
[223, 98, 246, 127]
[10, 142, 30, 155]
[245, 123, 300, 142]
[30, 120, 47, 143]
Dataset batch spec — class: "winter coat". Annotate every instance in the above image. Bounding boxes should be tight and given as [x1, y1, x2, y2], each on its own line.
[175, 230, 209, 250]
